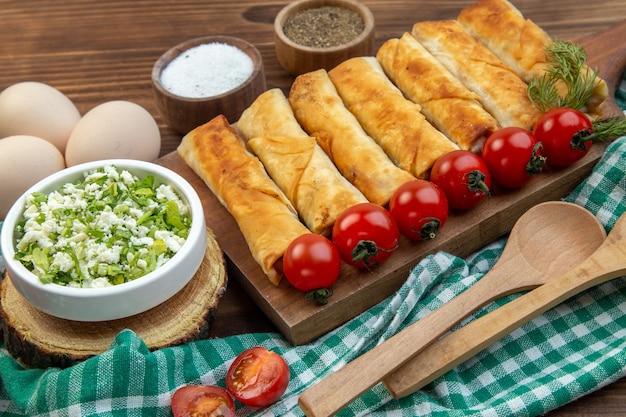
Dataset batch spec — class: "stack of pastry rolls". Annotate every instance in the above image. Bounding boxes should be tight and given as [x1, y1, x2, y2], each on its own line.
[177, 0, 607, 284]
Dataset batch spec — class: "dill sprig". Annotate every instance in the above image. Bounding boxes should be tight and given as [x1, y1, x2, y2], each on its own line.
[589, 117, 626, 142]
[527, 40, 599, 112]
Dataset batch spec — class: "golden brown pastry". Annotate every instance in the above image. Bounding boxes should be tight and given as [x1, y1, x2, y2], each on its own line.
[237, 88, 367, 236]
[376, 33, 499, 152]
[288, 69, 416, 206]
[328, 57, 459, 178]
[237, 88, 310, 141]
[457, 0, 607, 115]
[411, 19, 542, 130]
[177, 114, 310, 285]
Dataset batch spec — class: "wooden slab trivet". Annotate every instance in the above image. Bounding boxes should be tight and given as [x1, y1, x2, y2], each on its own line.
[0, 228, 227, 369]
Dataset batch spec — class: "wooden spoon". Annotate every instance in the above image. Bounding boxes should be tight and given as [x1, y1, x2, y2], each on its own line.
[298, 201, 607, 417]
[383, 209, 611, 397]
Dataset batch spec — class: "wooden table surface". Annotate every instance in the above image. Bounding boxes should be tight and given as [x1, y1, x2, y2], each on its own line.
[2, 0, 626, 415]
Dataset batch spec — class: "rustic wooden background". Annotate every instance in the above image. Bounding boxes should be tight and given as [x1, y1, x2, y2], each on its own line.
[2, 1, 626, 415]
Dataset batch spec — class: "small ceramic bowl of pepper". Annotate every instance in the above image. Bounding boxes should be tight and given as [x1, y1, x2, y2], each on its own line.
[152, 35, 266, 135]
[274, 0, 375, 76]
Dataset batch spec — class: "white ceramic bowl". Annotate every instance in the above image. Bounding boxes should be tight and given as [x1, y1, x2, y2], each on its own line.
[0, 159, 207, 322]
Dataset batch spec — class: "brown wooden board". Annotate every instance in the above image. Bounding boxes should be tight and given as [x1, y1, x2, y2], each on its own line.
[158, 21, 626, 345]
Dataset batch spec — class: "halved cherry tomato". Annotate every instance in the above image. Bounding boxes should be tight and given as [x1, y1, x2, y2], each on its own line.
[171, 385, 235, 417]
[283, 233, 341, 304]
[533, 107, 594, 167]
[430, 150, 491, 210]
[389, 179, 448, 241]
[226, 346, 290, 408]
[482, 127, 546, 189]
[332, 203, 399, 269]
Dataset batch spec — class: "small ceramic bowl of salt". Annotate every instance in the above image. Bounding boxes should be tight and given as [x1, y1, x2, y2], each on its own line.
[152, 35, 266, 135]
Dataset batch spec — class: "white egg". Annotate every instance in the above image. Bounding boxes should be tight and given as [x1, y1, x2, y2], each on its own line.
[65, 100, 161, 167]
[0, 135, 66, 220]
[0, 82, 81, 153]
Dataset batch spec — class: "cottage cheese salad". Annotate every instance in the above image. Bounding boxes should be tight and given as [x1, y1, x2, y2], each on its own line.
[13, 164, 192, 288]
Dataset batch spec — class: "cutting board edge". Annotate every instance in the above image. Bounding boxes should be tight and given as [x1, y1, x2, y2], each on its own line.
[158, 145, 603, 345]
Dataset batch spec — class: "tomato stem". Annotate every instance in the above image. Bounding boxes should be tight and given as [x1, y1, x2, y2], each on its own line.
[351, 239, 398, 268]
[465, 170, 491, 197]
[351, 240, 380, 266]
[526, 142, 547, 176]
[305, 288, 332, 305]
[571, 128, 593, 151]
[415, 218, 441, 240]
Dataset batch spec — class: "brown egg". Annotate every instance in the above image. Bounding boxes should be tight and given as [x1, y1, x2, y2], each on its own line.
[65, 100, 161, 166]
[0, 82, 81, 153]
[0, 135, 66, 220]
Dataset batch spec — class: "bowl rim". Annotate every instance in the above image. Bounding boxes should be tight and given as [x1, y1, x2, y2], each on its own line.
[0, 158, 206, 299]
[274, 0, 375, 53]
[151, 34, 265, 102]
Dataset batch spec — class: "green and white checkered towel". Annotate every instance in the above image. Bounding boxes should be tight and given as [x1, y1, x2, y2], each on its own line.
[2, 80, 626, 417]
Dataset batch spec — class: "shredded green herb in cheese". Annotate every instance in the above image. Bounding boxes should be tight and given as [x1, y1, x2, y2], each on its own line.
[13, 164, 191, 287]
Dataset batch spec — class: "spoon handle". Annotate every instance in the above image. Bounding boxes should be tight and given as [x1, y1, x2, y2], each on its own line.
[299, 218, 626, 417]
[383, 238, 626, 398]
[297, 255, 535, 417]
[298, 272, 502, 416]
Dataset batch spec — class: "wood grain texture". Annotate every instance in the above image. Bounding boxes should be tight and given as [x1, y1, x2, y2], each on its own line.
[1, 1, 626, 415]
[1, 0, 625, 157]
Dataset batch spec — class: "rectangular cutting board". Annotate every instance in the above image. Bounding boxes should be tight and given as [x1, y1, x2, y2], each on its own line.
[158, 20, 626, 345]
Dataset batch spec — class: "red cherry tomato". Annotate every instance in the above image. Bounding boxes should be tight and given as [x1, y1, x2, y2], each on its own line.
[430, 150, 491, 210]
[389, 179, 449, 241]
[533, 107, 594, 167]
[226, 346, 290, 408]
[482, 127, 546, 189]
[171, 385, 235, 417]
[332, 203, 399, 269]
[283, 233, 341, 304]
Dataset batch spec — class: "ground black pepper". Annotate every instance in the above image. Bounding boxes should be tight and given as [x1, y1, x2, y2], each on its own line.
[283, 6, 365, 48]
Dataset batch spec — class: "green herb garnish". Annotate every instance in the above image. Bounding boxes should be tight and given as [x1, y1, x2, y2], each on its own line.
[527, 40, 599, 112]
[13, 165, 192, 287]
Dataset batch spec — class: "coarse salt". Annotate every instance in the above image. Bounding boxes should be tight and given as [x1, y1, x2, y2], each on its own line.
[160, 42, 254, 98]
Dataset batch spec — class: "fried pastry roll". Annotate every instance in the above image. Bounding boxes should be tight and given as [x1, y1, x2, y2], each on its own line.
[376, 32, 499, 152]
[178, 114, 310, 285]
[288, 69, 416, 206]
[237, 88, 367, 236]
[237, 88, 311, 140]
[457, 0, 607, 115]
[411, 19, 542, 130]
[328, 57, 459, 178]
